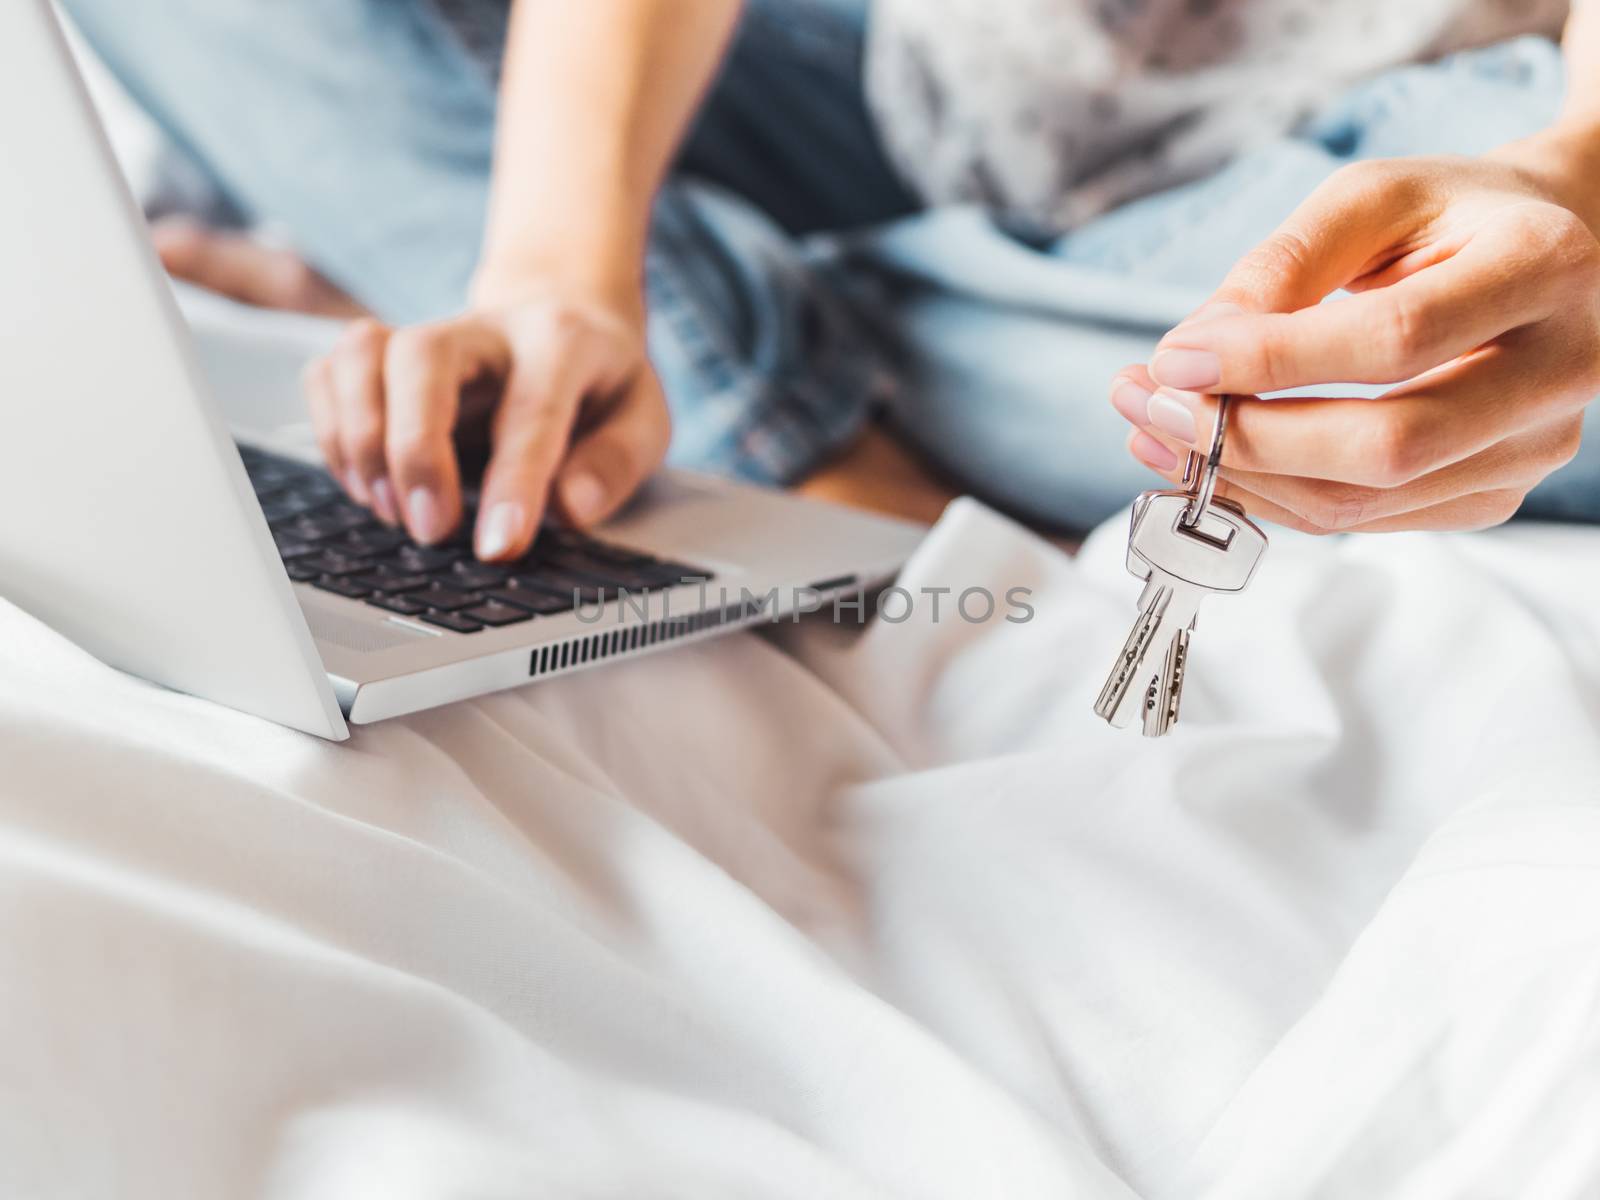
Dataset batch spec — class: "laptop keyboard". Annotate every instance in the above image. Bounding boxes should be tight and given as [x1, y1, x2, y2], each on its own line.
[239, 445, 711, 634]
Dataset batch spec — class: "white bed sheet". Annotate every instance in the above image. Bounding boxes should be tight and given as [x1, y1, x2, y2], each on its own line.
[4, 307, 1600, 1199]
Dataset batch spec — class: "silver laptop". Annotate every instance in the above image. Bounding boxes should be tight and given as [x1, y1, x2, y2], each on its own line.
[0, 0, 924, 740]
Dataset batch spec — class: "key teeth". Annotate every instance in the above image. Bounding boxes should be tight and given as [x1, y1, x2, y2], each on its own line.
[1141, 627, 1190, 738]
[1102, 484, 1265, 737]
[1094, 588, 1168, 727]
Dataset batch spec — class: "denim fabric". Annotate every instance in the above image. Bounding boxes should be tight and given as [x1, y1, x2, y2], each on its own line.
[828, 36, 1600, 528]
[59, 0, 1600, 529]
[63, 0, 904, 483]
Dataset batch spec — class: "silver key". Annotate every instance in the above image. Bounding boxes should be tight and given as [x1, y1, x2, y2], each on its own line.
[1095, 516, 1214, 729]
[1096, 395, 1268, 736]
[1132, 495, 1249, 737]
[1096, 490, 1267, 730]
[1142, 625, 1190, 737]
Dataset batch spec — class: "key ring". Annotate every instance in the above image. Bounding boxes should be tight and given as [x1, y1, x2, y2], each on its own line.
[1180, 394, 1230, 528]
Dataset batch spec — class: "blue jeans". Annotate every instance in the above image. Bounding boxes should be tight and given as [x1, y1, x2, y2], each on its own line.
[61, 0, 1600, 528]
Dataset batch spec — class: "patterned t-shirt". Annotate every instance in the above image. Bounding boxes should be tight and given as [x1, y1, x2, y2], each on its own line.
[433, 0, 1571, 229]
[866, 0, 1571, 228]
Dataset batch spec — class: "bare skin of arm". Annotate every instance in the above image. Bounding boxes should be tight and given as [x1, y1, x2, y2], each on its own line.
[298, 0, 743, 559]
[158, 0, 956, 534]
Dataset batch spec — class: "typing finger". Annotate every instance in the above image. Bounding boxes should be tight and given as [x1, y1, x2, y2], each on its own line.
[383, 320, 509, 545]
[472, 345, 592, 562]
[555, 371, 672, 528]
[328, 320, 393, 518]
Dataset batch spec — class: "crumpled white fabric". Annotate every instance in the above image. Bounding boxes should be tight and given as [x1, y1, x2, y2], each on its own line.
[4, 495, 1600, 1200]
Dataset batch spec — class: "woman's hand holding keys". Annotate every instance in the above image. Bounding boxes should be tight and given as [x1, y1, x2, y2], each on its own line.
[1111, 151, 1600, 533]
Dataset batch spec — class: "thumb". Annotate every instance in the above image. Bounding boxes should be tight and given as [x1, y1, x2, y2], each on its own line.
[1151, 163, 1425, 391]
[1204, 163, 1422, 317]
[555, 371, 672, 528]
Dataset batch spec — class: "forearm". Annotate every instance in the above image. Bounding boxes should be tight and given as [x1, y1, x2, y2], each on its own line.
[1492, 3, 1600, 234]
[473, 0, 742, 310]
[1560, 0, 1600, 121]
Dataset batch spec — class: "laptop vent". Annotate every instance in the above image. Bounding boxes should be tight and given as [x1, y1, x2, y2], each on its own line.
[528, 596, 770, 679]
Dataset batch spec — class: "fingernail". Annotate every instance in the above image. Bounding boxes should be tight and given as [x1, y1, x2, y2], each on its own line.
[1111, 378, 1154, 425]
[476, 501, 526, 561]
[562, 470, 607, 526]
[406, 486, 448, 544]
[343, 466, 370, 504]
[1150, 348, 1221, 390]
[368, 477, 399, 525]
[1130, 431, 1180, 472]
[1147, 389, 1199, 444]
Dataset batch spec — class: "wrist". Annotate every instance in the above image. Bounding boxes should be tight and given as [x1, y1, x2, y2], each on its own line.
[471, 179, 650, 319]
[1490, 116, 1600, 235]
[470, 241, 646, 324]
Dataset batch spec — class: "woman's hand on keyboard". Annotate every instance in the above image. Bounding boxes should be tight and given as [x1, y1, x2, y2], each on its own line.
[1108, 150, 1600, 533]
[302, 288, 669, 562]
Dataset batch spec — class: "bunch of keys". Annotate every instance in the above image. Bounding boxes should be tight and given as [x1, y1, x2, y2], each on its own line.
[1094, 395, 1267, 737]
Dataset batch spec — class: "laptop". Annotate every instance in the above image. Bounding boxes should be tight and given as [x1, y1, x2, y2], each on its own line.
[0, 0, 925, 740]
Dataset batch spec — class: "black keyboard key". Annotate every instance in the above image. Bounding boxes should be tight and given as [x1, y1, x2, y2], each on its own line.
[592, 560, 698, 590]
[462, 601, 535, 627]
[292, 485, 341, 512]
[273, 537, 319, 561]
[304, 551, 373, 578]
[244, 448, 718, 601]
[576, 540, 657, 566]
[415, 584, 481, 611]
[352, 569, 431, 594]
[248, 467, 295, 491]
[394, 545, 463, 572]
[299, 508, 372, 538]
[537, 527, 591, 551]
[649, 564, 708, 588]
[448, 562, 508, 589]
[339, 526, 407, 555]
[312, 575, 372, 599]
[534, 546, 620, 577]
[510, 572, 610, 605]
[483, 585, 575, 615]
[420, 609, 483, 633]
[369, 593, 426, 616]
[281, 517, 340, 544]
[267, 494, 330, 524]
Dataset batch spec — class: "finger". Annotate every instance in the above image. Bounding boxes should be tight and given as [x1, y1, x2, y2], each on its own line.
[1217, 419, 1578, 531]
[1205, 161, 1438, 316]
[555, 371, 673, 528]
[1126, 433, 1537, 535]
[1125, 431, 1325, 534]
[472, 352, 592, 562]
[327, 320, 391, 514]
[1135, 418, 1575, 531]
[1152, 208, 1586, 394]
[1335, 489, 1529, 532]
[384, 320, 509, 545]
[1129, 335, 1587, 487]
[301, 355, 343, 482]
